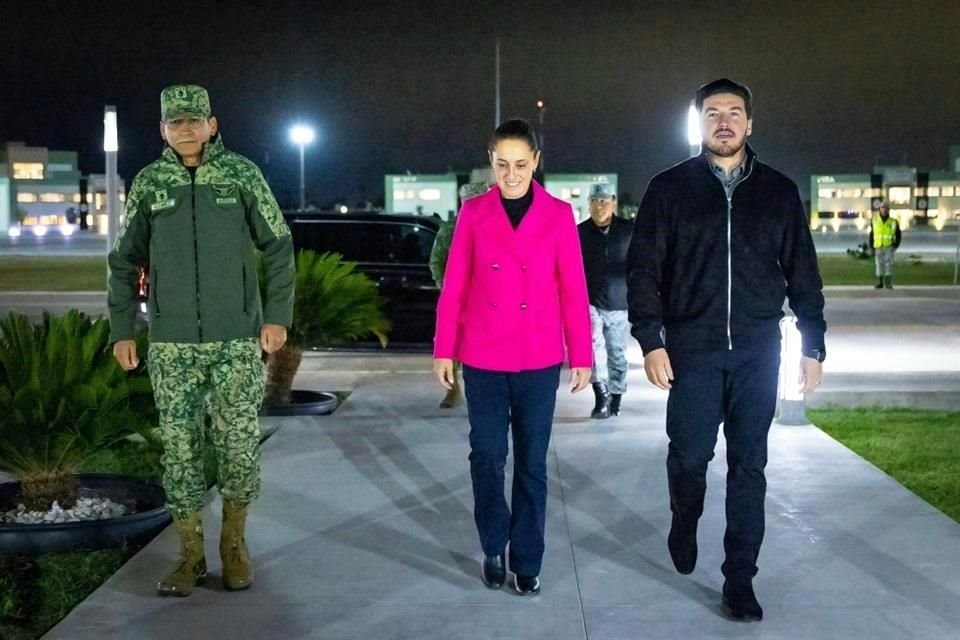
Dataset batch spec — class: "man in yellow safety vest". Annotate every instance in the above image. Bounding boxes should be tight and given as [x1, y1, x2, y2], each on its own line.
[868, 201, 902, 289]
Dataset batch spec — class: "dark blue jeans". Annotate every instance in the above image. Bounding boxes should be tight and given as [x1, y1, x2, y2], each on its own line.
[665, 347, 780, 582]
[462, 363, 561, 577]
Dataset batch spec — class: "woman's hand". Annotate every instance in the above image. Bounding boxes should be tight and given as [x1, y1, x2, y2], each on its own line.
[434, 358, 455, 389]
[569, 367, 591, 393]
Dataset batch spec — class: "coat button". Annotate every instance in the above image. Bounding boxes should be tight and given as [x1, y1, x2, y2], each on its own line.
[490, 302, 497, 308]
[520, 303, 528, 310]
[521, 265, 527, 272]
[491, 263, 500, 270]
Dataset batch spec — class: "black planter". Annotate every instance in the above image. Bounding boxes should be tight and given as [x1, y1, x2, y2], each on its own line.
[260, 389, 338, 416]
[0, 474, 171, 555]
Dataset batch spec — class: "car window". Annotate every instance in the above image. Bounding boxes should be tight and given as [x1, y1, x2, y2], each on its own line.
[290, 220, 436, 265]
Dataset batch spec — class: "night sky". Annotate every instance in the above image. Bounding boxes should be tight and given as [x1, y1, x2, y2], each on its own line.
[2, 0, 958, 208]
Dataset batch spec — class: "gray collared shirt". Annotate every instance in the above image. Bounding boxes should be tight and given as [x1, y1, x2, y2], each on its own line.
[709, 157, 747, 199]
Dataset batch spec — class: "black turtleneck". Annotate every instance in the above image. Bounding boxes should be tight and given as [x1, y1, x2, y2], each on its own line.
[501, 186, 534, 230]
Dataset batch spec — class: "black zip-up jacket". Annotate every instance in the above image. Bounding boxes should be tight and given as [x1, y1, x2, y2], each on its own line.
[627, 147, 826, 356]
[578, 215, 631, 310]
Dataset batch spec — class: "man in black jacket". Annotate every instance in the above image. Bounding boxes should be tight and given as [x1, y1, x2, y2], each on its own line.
[579, 183, 632, 418]
[627, 78, 826, 622]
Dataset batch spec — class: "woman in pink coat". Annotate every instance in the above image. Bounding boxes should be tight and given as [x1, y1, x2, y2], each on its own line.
[433, 119, 592, 595]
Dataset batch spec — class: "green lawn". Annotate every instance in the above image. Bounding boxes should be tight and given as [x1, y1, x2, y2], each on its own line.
[0, 257, 106, 291]
[816, 255, 956, 286]
[0, 255, 955, 291]
[809, 407, 960, 523]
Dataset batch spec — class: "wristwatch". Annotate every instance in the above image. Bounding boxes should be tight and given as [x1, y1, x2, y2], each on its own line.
[802, 348, 826, 363]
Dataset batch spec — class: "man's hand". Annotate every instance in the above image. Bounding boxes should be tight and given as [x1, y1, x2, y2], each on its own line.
[644, 348, 674, 390]
[434, 358, 454, 389]
[260, 324, 288, 354]
[799, 356, 823, 394]
[113, 340, 139, 371]
[569, 367, 591, 393]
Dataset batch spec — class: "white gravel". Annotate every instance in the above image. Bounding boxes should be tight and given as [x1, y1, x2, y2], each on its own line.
[1, 497, 130, 525]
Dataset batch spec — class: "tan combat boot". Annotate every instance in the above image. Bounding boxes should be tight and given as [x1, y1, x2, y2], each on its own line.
[157, 511, 207, 597]
[220, 501, 253, 591]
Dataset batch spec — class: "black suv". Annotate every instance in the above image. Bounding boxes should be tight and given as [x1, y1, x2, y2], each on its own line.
[283, 212, 441, 344]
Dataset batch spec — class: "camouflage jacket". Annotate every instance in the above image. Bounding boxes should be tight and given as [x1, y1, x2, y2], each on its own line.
[428, 215, 456, 287]
[107, 135, 295, 344]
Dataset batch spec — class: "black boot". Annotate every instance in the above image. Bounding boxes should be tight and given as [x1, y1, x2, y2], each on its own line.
[874, 277, 884, 289]
[667, 512, 698, 575]
[514, 574, 541, 595]
[609, 394, 622, 416]
[722, 580, 763, 621]
[590, 383, 611, 419]
[884, 275, 893, 289]
[481, 554, 506, 589]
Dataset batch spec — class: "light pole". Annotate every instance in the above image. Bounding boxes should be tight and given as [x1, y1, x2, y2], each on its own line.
[103, 106, 119, 253]
[536, 99, 546, 172]
[289, 124, 316, 211]
[687, 101, 701, 158]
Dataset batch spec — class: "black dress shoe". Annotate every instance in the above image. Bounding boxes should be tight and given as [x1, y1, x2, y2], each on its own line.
[667, 513, 697, 575]
[481, 554, 506, 589]
[722, 580, 763, 621]
[514, 574, 540, 595]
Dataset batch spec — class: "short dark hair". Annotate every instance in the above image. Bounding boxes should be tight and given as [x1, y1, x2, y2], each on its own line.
[695, 78, 753, 117]
[488, 118, 540, 153]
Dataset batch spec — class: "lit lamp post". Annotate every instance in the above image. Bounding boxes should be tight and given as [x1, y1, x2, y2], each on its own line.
[687, 102, 701, 158]
[103, 106, 119, 252]
[289, 124, 316, 212]
[536, 99, 546, 178]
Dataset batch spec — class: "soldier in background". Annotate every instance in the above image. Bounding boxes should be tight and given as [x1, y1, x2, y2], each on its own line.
[429, 182, 489, 408]
[108, 85, 295, 597]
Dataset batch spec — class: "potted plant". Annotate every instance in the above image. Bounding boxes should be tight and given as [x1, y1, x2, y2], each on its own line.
[263, 250, 390, 413]
[0, 310, 169, 554]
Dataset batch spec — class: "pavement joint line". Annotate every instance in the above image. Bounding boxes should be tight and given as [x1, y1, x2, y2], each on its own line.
[552, 441, 591, 640]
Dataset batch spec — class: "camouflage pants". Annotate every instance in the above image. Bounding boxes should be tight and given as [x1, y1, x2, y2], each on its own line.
[148, 338, 265, 520]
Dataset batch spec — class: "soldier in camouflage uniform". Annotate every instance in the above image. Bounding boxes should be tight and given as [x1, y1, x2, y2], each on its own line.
[107, 85, 295, 597]
[429, 182, 488, 408]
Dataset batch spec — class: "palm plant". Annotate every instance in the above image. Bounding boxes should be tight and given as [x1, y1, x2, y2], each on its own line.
[0, 311, 156, 511]
[264, 250, 390, 406]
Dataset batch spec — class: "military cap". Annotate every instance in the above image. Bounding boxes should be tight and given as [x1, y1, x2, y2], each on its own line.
[161, 85, 212, 121]
[588, 183, 616, 200]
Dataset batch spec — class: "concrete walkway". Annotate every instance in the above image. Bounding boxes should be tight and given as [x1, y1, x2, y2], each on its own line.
[45, 354, 960, 639]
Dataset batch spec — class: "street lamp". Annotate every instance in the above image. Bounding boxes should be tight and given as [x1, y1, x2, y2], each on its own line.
[289, 124, 316, 211]
[103, 106, 119, 254]
[536, 99, 546, 177]
[686, 102, 701, 158]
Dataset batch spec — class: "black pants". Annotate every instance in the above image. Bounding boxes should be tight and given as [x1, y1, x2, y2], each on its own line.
[665, 347, 780, 582]
[462, 363, 561, 577]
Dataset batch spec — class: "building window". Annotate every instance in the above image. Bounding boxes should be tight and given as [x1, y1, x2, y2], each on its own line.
[571, 188, 582, 198]
[926, 187, 940, 197]
[17, 193, 38, 203]
[560, 188, 572, 200]
[12, 162, 44, 180]
[39, 193, 66, 203]
[888, 186, 911, 205]
[418, 188, 441, 201]
[72, 193, 82, 203]
[393, 189, 406, 201]
[840, 189, 862, 198]
[818, 188, 835, 199]
[941, 186, 956, 197]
